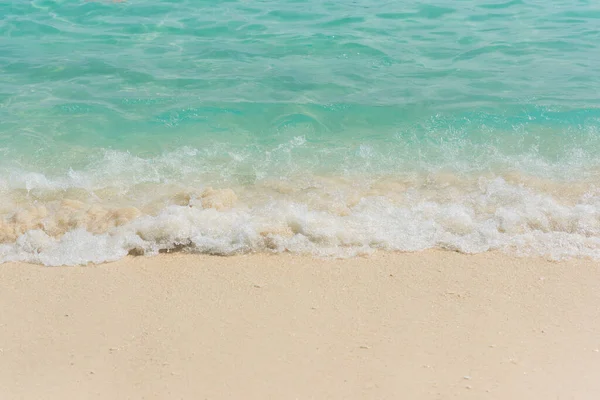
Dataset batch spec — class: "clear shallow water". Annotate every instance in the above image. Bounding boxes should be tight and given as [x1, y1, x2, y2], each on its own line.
[2, 0, 600, 264]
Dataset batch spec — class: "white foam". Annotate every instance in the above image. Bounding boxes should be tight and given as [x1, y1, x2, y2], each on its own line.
[2, 176, 600, 265]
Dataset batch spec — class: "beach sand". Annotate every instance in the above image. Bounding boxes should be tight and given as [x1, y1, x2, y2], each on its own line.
[1, 251, 599, 399]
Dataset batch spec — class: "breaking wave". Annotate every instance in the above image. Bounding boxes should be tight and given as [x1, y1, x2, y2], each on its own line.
[2, 149, 600, 265]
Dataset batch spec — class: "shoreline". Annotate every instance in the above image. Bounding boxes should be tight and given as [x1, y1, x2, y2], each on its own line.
[1, 251, 600, 399]
[4, 171, 600, 265]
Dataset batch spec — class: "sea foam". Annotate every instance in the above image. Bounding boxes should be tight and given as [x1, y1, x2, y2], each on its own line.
[2, 170, 600, 265]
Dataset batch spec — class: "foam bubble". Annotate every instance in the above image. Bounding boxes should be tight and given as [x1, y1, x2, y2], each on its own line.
[2, 175, 600, 265]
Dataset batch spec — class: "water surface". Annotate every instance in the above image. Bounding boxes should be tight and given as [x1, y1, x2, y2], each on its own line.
[2, 0, 600, 264]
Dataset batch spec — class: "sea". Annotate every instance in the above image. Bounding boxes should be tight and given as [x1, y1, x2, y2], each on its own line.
[2, 0, 600, 265]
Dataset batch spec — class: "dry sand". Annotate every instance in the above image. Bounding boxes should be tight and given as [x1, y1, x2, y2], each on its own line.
[1, 251, 599, 399]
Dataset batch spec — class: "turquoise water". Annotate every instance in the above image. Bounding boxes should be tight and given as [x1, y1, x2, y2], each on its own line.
[2, 0, 600, 264]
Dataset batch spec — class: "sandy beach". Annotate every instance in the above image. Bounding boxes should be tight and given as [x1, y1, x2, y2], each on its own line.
[1, 251, 599, 399]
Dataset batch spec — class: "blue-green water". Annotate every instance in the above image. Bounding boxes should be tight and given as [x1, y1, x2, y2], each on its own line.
[2, 0, 600, 264]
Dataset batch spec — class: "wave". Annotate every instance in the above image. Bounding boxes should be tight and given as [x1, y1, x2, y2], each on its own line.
[2, 169, 600, 265]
